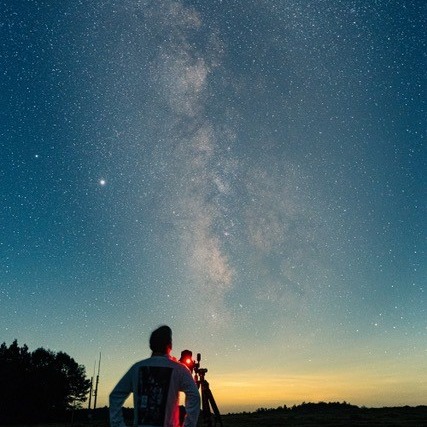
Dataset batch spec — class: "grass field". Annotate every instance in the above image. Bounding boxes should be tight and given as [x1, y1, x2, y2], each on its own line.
[4, 405, 426, 427]
[221, 406, 427, 426]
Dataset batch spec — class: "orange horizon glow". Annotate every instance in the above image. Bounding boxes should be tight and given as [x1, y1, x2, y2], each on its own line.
[96, 363, 426, 413]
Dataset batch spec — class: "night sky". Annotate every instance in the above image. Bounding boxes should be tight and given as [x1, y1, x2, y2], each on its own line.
[1, 0, 425, 412]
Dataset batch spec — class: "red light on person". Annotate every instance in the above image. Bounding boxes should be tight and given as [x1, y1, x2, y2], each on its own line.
[179, 350, 194, 372]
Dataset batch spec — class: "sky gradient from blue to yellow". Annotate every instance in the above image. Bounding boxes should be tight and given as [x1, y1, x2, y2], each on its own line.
[1, 0, 425, 413]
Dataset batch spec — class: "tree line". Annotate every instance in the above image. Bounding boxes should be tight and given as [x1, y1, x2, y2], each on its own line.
[0, 340, 90, 424]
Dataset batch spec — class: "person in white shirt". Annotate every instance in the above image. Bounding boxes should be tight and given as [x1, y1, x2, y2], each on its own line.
[109, 325, 200, 427]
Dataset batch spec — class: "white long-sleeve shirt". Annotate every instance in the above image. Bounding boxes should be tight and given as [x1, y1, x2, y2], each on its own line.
[109, 355, 200, 427]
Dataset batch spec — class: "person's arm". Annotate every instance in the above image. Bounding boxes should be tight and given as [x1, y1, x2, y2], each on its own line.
[109, 367, 133, 427]
[181, 370, 200, 427]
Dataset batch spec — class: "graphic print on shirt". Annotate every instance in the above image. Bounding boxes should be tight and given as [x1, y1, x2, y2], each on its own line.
[137, 366, 173, 426]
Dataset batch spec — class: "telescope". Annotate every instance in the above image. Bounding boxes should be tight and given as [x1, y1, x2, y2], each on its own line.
[179, 351, 223, 427]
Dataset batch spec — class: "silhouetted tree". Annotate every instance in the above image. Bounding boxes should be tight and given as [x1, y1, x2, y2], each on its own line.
[0, 340, 90, 424]
[0, 340, 32, 423]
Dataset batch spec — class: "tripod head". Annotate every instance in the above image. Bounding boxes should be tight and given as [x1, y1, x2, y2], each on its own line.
[180, 350, 203, 373]
[180, 351, 210, 381]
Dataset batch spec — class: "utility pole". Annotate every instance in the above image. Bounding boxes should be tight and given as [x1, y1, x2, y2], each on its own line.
[93, 353, 101, 410]
[87, 360, 96, 409]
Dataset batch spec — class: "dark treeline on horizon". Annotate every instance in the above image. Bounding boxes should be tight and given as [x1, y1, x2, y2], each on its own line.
[0, 340, 90, 424]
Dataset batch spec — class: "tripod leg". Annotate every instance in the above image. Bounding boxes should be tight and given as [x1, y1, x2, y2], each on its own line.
[201, 384, 213, 427]
[204, 385, 223, 427]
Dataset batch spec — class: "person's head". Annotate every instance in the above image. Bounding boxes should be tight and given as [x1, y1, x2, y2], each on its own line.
[149, 325, 172, 354]
[179, 349, 192, 363]
[179, 349, 195, 372]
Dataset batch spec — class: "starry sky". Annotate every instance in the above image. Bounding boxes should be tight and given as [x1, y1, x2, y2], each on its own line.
[1, 0, 426, 413]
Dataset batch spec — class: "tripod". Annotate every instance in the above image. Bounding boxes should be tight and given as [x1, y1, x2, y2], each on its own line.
[195, 368, 223, 427]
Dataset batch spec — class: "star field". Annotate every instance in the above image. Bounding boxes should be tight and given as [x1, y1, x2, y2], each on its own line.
[1, 0, 425, 412]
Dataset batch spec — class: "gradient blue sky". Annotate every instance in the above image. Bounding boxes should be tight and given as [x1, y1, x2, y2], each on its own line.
[1, 0, 425, 412]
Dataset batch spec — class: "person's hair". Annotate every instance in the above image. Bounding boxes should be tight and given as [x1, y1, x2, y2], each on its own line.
[149, 325, 172, 353]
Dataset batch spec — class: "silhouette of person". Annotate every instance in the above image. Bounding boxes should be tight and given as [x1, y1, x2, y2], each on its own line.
[109, 325, 200, 427]
[178, 350, 196, 426]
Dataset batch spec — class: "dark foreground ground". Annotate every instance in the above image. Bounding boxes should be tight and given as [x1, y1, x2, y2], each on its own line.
[222, 406, 427, 426]
[4, 404, 427, 427]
